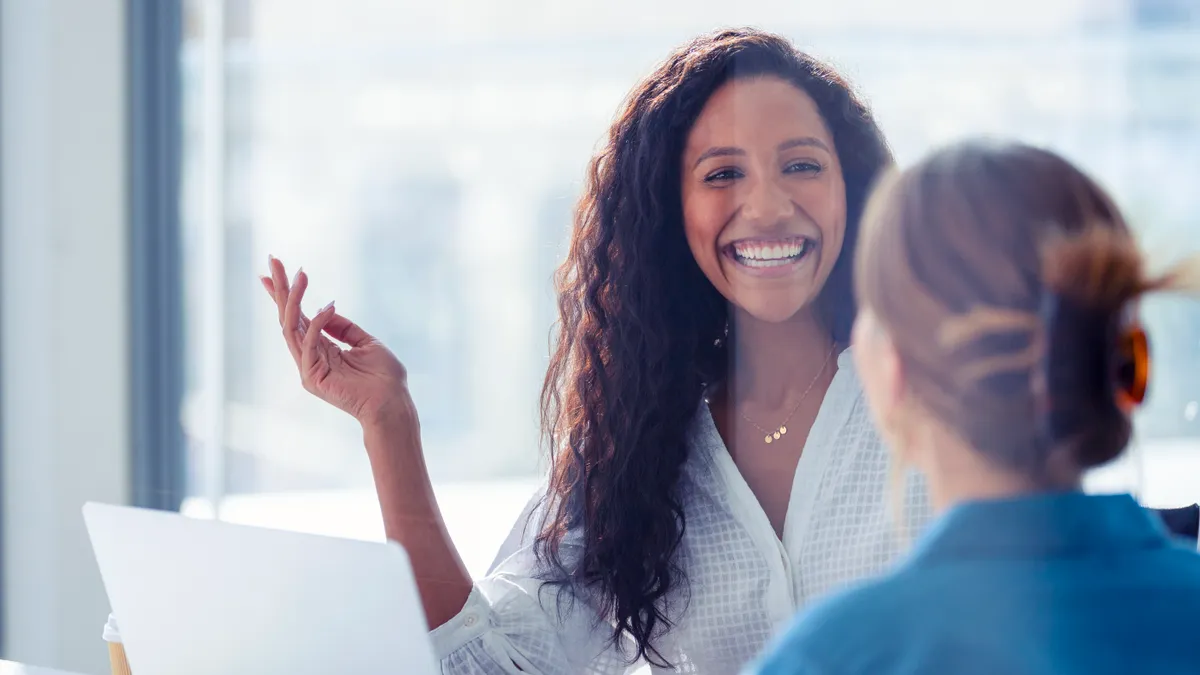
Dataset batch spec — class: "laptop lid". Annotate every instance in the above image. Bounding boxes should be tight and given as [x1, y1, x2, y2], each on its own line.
[83, 502, 439, 675]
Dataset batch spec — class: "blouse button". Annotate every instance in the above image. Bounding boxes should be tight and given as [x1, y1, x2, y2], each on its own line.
[463, 614, 478, 628]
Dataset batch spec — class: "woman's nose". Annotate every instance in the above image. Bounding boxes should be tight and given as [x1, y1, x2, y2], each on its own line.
[741, 176, 795, 226]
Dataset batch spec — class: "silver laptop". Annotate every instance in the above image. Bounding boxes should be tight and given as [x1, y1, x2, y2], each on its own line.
[83, 502, 439, 675]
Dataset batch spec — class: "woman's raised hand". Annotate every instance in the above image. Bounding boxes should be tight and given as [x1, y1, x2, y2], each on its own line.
[261, 256, 416, 428]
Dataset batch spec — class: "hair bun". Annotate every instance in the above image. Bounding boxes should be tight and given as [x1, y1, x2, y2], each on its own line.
[1037, 290, 1124, 451]
[1037, 226, 1155, 469]
[1037, 288, 1139, 469]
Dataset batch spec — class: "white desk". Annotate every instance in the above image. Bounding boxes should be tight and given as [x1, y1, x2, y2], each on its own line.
[0, 661, 89, 675]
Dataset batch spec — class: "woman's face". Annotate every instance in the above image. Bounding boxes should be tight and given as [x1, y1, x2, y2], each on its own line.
[681, 76, 847, 324]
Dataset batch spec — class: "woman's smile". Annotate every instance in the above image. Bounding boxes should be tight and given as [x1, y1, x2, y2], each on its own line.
[723, 235, 820, 278]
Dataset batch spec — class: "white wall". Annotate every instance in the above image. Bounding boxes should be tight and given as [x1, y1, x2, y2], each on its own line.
[1, 0, 131, 672]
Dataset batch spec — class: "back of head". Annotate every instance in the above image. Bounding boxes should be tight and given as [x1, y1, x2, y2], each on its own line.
[856, 139, 1198, 481]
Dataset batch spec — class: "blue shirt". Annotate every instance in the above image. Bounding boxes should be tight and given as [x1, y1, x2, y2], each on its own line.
[751, 492, 1200, 675]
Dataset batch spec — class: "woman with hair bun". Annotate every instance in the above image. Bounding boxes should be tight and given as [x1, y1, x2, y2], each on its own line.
[753, 139, 1200, 675]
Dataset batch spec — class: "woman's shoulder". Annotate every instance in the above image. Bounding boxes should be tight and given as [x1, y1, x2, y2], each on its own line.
[755, 571, 923, 674]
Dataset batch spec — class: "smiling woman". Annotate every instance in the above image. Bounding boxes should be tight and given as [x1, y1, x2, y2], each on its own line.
[682, 77, 846, 323]
[264, 28, 914, 674]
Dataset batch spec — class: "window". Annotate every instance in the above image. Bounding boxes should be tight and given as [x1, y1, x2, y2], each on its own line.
[174, 1, 1200, 578]
[534, 188, 575, 369]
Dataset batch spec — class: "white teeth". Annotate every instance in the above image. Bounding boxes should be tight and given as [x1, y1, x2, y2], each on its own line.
[731, 239, 810, 264]
[742, 257, 790, 268]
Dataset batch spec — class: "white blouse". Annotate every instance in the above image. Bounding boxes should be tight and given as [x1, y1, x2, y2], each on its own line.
[430, 350, 932, 674]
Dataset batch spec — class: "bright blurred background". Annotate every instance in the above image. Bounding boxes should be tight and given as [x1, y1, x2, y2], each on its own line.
[2, 0, 1199, 672]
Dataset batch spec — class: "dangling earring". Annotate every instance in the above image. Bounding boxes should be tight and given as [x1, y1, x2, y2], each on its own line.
[714, 320, 730, 348]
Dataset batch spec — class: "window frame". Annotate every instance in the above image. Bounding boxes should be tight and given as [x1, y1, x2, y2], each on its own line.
[128, 0, 187, 511]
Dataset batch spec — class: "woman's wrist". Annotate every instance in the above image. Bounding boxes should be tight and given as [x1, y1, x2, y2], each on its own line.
[357, 391, 419, 432]
[361, 408, 440, 520]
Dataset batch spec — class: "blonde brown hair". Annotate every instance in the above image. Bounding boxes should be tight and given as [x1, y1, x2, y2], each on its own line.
[856, 139, 1200, 481]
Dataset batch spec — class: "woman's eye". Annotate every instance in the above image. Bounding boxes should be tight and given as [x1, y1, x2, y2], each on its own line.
[704, 168, 744, 183]
[785, 160, 822, 175]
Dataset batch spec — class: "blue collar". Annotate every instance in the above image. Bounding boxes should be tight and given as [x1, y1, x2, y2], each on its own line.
[908, 492, 1172, 567]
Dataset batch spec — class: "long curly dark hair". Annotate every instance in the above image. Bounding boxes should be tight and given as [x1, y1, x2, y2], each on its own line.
[535, 28, 893, 666]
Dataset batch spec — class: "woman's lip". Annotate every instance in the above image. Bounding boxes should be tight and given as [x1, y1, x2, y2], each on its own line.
[723, 235, 813, 247]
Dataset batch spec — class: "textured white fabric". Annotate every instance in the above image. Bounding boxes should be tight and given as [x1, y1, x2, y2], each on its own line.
[433, 350, 933, 674]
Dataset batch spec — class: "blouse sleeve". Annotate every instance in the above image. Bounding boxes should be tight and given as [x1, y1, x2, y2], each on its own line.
[430, 489, 638, 675]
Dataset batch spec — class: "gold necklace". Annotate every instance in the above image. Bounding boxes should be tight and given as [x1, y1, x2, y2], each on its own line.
[738, 344, 836, 444]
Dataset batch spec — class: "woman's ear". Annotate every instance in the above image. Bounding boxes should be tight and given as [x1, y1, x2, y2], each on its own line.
[876, 332, 911, 446]
[879, 334, 906, 424]
[853, 311, 902, 417]
[852, 310, 912, 458]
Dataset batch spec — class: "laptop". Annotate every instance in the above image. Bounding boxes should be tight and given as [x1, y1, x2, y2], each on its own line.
[83, 502, 439, 675]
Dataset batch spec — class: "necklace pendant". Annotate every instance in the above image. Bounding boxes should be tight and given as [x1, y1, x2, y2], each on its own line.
[737, 344, 834, 449]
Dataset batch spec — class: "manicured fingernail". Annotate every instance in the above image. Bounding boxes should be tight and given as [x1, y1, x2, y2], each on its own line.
[267, 254, 275, 266]
[321, 301, 335, 314]
[291, 267, 303, 286]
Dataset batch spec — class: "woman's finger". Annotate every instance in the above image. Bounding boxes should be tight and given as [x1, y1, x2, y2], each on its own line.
[262, 275, 316, 336]
[268, 257, 291, 327]
[281, 270, 308, 364]
[302, 301, 338, 386]
[323, 312, 375, 348]
[284, 270, 307, 330]
[267, 258, 299, 365]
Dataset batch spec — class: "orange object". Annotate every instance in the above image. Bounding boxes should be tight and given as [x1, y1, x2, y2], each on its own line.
[1115, 325, 1150, 412]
